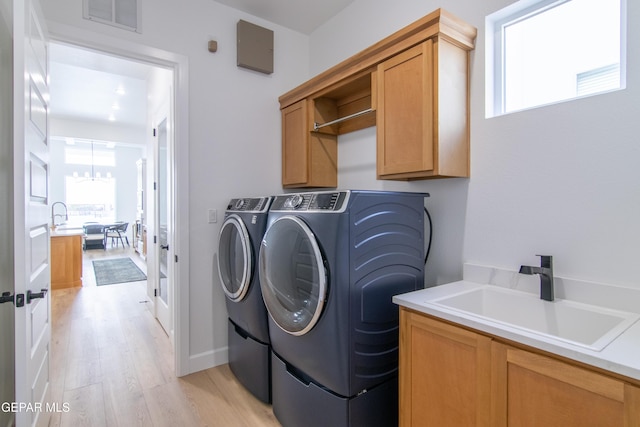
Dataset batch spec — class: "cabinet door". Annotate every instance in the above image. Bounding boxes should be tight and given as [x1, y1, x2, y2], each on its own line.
[492, 343, 640, 427]
[399, 309, 492, 427]
[282, 99, 309, 186]
[377, 41, 434, 178]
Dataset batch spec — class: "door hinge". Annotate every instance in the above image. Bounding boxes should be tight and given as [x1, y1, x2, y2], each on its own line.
[153, 182, 157, 190]
[154, 235, 157, 244]
[153, 128, 157, 137]
[175, 254, 178, 263]
[154, 289, 158, 297]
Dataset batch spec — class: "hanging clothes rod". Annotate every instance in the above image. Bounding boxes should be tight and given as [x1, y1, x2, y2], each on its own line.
[313, 108, 374, 131]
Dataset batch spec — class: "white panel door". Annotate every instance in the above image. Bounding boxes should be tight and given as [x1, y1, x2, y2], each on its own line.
[13, 0, 52, 426]
[154, 101, 174, 338]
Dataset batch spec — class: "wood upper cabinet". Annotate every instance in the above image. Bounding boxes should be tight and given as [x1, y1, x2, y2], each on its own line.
[279, 9, 477, 188]
[399, 308, 492, 427]
[281, 99, 337, 188]
[400, 308, 640, 427]
[377, 36, 471, 180]
[492, 343, 640, 427]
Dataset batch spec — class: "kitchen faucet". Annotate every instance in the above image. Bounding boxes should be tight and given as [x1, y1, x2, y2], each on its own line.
[51, 201, 68, 227]
[519, 255, 554, 301]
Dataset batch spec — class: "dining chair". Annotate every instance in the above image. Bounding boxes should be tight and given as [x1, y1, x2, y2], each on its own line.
[107, 222, 130, 248]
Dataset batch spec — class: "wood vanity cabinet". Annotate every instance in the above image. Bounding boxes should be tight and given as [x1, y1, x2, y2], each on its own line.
[399, 307, 640, 427]
[491, 343, 640, 427]
[399, 308, 492, 427]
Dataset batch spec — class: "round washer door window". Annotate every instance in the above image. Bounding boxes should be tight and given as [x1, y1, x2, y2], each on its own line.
[217, 214, 252, 301]
[259, 216, 327, 336]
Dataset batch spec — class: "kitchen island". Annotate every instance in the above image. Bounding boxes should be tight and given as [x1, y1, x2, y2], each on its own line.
[51, 228, 83, 289]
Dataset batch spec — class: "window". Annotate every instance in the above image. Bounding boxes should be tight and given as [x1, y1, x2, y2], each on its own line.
[487, 0, 625, 117]
[62, 142, 117, 224]
[65, 177, 116, 223]
[83, 0, 141, 33]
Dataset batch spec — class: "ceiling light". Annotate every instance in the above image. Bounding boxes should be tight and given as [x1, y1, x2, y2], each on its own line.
[116, 85, 126, 95]
[108, 114, 116, 121]
[111, 102, 120, 110]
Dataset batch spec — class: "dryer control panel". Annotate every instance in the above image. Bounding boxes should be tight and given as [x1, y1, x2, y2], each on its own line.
[271, 191, 349, 212]
[225, 197, 272, 213]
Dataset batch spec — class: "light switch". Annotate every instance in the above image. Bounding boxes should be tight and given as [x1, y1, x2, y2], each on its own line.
[208, 209, 217, 224]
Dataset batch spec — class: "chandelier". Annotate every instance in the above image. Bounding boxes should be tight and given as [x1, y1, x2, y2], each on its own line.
[72, 142, 113, 182]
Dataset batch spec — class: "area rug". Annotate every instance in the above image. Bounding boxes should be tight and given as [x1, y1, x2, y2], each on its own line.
[93, 258, 147, 286]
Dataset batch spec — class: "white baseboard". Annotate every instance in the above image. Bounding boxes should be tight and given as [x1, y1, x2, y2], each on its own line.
[187, 347, 229, 374]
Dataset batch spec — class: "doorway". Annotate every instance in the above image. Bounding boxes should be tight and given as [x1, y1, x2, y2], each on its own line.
[47, 39, 188, 374]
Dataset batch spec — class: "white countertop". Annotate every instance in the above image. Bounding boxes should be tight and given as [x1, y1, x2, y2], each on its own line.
[51, 228, 84, 237]
[394, 267, 640, 382]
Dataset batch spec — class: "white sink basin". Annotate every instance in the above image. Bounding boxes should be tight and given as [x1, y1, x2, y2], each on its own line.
[429, 285, 640, 351]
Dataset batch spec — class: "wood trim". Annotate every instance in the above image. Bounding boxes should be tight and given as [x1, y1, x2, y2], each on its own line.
[279, 8, 476, 109]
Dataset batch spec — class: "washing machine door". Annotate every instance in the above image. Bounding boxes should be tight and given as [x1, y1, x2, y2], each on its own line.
[259, 216, 327, 336]
[217, 214, 252, 301]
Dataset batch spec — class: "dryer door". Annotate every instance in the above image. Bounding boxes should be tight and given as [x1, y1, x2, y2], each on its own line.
[259, 216, 327, 336]
[217, 214, 252, 301]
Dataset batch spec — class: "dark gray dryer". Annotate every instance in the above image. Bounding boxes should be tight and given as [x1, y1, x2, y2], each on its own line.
[217, 196, 272, 403]
[259, 190, 428, 427]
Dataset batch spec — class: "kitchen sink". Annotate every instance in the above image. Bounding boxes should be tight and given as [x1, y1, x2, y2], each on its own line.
[429, 285, 640, 351]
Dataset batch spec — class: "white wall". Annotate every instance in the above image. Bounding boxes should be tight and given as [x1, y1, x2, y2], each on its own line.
[42, 0, 640, 375]
[50, 118, 147, 146]
[310, 0, 640, 290]
[42, 0, 309, 371]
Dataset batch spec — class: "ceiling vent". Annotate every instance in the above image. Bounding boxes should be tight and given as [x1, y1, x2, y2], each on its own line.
[83, 0, 141, 33]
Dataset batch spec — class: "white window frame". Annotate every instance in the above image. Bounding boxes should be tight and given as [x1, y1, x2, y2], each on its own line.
[486, 0, 626, 117]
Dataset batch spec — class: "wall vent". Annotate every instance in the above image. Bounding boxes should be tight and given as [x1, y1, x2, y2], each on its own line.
[83, 0, 141, 33]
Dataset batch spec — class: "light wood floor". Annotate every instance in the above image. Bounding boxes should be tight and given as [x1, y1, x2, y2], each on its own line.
[50, 246, 281, 427]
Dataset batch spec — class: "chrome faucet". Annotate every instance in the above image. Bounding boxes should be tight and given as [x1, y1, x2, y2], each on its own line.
[519, 255, 554, 301]
[51, 201, 68, 227]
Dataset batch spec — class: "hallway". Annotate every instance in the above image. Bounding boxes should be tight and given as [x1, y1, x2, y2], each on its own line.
[49, 248, 280, 426]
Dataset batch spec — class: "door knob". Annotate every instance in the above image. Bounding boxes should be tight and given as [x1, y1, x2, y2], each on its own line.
[161, 244, 169, 250]
[26, 288, 48, 304]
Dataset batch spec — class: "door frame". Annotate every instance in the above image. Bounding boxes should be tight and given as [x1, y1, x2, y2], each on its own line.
[46, 24, 190, 376]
